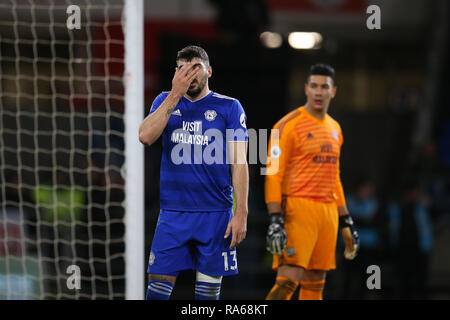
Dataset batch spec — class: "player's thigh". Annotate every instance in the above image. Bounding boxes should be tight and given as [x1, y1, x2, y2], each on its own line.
[307, 202, 339, 270]
[275, 197, 320, 269]
[277, 264, 305, 282]
[194, 209, 238, 276]
[148, 210, 195, 274]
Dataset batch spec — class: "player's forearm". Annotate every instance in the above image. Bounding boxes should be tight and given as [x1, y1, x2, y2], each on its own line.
[266, 202, 282, 214]
[338, 205, 349, 216]
[139, 92, 182, 146]
[264, 173, 283, 208]
[231, 163, 249, 215]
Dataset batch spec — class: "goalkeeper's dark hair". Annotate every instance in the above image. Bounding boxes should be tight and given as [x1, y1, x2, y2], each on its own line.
[307, 63, 336, 85]
[176, 45, 210, 66]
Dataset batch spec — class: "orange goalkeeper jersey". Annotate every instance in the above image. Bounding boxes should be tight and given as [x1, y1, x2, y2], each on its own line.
[265, 106, 346, 206]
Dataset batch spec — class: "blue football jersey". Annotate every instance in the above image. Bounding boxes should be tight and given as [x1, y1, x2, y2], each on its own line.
[149, 91, 248, 211]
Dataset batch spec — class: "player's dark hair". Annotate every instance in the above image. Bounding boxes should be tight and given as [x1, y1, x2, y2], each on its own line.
[307, 63, 335, 85]
[176, 45, 210, 66]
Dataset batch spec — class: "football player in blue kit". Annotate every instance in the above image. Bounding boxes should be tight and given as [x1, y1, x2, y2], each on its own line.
[139, 45, 249, 300]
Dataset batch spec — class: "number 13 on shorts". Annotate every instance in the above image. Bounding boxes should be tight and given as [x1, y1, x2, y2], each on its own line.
[222, 250, 237, 271]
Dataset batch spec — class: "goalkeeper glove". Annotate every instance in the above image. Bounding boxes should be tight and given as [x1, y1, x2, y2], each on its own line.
[339, 215, 360, 260]
[266, 213, 287, 255]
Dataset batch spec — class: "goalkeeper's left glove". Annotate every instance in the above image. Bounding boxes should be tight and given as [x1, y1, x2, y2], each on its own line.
[339, 215, 360, 260]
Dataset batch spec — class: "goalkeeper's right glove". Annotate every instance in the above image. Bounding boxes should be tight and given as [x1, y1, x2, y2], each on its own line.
[266, 213, 287, 255]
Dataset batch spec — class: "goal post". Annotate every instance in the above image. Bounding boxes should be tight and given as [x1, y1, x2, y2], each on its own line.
[0, 0, 145, 299]
[124, 0, 144, 300]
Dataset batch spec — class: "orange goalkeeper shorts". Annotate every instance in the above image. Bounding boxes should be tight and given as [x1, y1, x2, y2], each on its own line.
[272, 197, 338, 271]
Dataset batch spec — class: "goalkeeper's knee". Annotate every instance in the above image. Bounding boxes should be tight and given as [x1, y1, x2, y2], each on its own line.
[299, 280, 325, 300]
[266, 276, 299, 300]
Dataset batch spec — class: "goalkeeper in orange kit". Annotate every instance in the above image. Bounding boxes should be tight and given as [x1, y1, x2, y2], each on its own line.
[265, 64, 359, 300]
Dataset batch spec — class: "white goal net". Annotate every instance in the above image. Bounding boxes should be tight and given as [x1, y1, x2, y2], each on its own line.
[0, 0, 137, 299]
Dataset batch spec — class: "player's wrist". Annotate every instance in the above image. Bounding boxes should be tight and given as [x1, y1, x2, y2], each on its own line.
[269, 212, 284, 226]
[339, 214, 360, 246]
[338, 214, 353, 230]
[337, 205, 349, 216]
[167, 89, 184, 100]
[234, 206, 248, 217]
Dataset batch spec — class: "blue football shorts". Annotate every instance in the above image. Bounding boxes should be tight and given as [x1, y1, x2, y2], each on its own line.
[147, 208, 238, 277]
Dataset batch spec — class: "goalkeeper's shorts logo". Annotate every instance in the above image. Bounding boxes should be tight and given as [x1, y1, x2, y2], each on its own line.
[286, 247, 295, 257]
[149, 252, 155, 266]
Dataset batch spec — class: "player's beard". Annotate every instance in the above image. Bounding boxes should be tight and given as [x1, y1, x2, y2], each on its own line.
[187, 74, 207, 99]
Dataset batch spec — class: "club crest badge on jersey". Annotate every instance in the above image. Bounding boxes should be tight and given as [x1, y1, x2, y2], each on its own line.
[149, 252, 155, 266]
[204, 110, 217, 121]
[332, 130, 339, 141]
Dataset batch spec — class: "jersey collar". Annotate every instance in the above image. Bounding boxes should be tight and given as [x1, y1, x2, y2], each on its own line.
[182, 90, 213, 104]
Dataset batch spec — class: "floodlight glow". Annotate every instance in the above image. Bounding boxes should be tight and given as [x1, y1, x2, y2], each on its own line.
[288, 32, 322, 50]
[260, 31, 283, 49]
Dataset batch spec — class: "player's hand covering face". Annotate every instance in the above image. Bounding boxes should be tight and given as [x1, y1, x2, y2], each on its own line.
[171, 61, 201, 97]
[339, 215, 360, 260]
[176, 58, 210, 99]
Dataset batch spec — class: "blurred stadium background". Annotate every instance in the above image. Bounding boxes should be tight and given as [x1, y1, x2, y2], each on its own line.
[1, 0, 449, 299]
